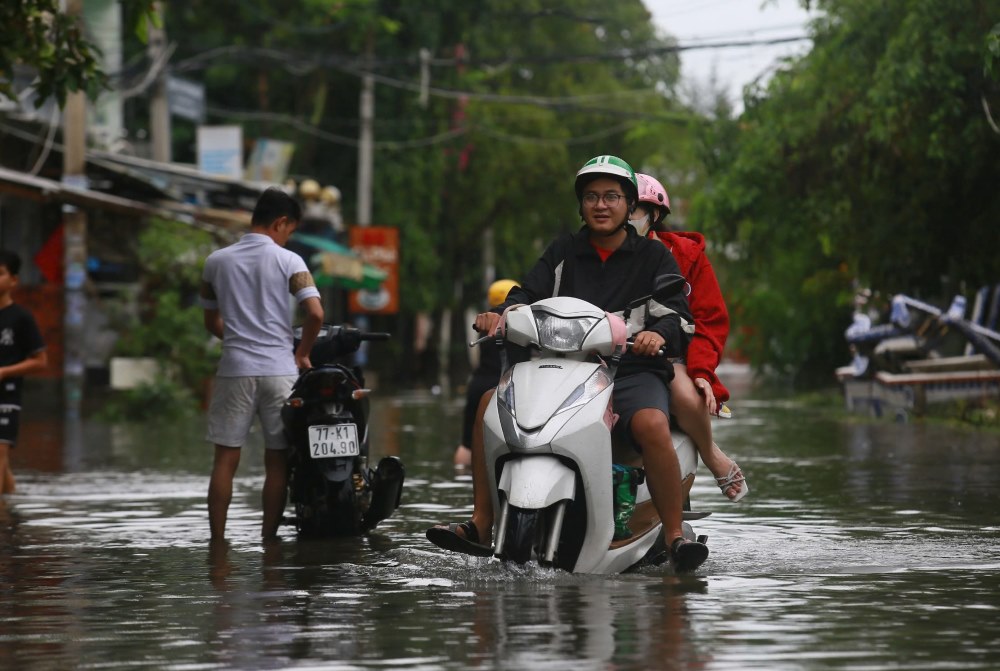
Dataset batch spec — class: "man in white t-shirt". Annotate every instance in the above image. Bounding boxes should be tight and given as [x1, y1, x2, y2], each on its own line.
[201, 187, 324, 541]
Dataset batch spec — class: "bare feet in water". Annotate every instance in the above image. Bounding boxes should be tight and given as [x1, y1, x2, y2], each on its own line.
[453, 445, 471, 468]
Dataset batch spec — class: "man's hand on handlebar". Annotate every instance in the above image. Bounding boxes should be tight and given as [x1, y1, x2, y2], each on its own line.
[631, 330, 666, 357]
[474, 312, 502, 336]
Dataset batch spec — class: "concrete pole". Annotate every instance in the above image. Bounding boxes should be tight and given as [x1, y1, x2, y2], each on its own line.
[148, 2, 171, 162]
[353, 31, 375, 365]
[62, 0, 89, 420]
[356, 31, 374, 227]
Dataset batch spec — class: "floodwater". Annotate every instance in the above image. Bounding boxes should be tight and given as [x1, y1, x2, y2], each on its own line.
[2, 380, 1000, 671]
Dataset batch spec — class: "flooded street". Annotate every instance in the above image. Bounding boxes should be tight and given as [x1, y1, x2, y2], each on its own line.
[2, 384, 1000, 670]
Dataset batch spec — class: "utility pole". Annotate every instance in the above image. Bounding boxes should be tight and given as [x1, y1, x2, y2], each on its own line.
[357, 30, 374, 227]
[148, 1, 171, 162]
[62, 0, 88, 420]
[351, 30, 376, 367]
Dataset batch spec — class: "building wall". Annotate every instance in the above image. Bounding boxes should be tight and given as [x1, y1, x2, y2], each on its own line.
[14, 285, 64, 380]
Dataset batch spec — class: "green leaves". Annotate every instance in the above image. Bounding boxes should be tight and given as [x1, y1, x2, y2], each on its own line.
[111, 218, 221, 415]
[987, 23, 1000, 79]
[1, 0, 155, 107]
[694, 0, 1000, 385]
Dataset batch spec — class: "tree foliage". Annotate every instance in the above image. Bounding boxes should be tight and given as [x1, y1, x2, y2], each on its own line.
[143, 0, 695, 379]
[1, 0, 154, 107]
[692, 0, 1000, 384]
[110, 218, 221, 417]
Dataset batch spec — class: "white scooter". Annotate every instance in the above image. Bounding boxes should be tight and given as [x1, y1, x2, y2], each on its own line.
[481, 275, 707, 574]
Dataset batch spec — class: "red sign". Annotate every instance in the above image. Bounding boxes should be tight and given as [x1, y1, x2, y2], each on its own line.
[34, 224, 64, 285]
[348, 226, 399, 315]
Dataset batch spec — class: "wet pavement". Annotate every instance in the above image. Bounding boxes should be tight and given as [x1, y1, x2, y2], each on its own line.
[2, 384, 1000, 670]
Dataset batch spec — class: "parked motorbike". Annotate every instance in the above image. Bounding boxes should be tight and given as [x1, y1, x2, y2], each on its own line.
[281, 324, 404, 537]
[480, 275, 708, 573]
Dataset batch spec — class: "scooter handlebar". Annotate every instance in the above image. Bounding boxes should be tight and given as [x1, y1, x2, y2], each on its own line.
[360, 332, 392, 341]
[469, 334, 492, 347]
[625, 338, 667, 357]
[468, 335, 666, 353]
[293, 325, 391, 363]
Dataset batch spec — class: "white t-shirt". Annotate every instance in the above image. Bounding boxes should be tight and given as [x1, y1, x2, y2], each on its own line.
[201, 232, 321, 376]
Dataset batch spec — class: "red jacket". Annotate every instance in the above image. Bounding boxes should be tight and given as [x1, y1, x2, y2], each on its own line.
[652, 230, 731, 403]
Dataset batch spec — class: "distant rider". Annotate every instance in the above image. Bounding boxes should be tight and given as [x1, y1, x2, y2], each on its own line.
[453, 278, 519, 468]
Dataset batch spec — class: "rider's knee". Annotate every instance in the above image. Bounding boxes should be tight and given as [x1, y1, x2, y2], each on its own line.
[629, 408, 671, 444]
[670, 379, 702, 415]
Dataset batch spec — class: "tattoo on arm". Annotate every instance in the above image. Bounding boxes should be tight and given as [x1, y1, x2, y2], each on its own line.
[289, 271, 316, 294]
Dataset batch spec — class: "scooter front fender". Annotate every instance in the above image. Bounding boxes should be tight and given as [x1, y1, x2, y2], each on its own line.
[498, 456, 576, 509]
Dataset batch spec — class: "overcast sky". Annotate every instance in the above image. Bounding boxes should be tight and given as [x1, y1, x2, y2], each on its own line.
[644, 0, 820, 111]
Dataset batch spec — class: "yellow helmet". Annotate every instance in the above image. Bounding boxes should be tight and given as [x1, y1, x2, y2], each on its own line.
[299, 179, 321, 200]
[321, 185, 341, 205]
[488, 279, 519, 307]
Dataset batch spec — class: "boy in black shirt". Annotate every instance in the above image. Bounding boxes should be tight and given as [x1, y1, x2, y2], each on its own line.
[0, 251, 47, 494]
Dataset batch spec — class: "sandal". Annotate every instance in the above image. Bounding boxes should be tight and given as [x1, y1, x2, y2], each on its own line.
[670, 537, 709, 573]
[715, 462, 749, 503]
[426, 520, 493, 557]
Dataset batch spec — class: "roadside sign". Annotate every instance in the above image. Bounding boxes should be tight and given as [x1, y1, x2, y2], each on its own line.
[167, 76, 205, 123]
[348, 226, 399, 315]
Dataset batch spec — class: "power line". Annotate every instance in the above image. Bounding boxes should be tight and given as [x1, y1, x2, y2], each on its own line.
[171, 35, 810, 74]
[205, 106, 469, 149]
[169, 39, 813, 114]
[475, 120, 637, 146]
[664, 22, 809, 41]
[328, 60, 663, 110]
[203, 105, 686, 149]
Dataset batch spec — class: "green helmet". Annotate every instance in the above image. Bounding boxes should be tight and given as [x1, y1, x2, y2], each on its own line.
[574, 155, 639, 208]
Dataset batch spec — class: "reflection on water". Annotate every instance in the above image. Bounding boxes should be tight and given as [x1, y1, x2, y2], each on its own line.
[1, 388, 999, 670]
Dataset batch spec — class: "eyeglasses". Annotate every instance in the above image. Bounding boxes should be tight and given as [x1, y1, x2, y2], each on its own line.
[582, 191, 625, 207]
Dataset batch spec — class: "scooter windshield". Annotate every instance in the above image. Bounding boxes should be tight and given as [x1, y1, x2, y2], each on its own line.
[533, 310, 600, 352]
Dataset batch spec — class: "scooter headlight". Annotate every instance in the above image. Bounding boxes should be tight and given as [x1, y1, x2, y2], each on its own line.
[555, 367, 613, 415]
[534, 312, 600, 352]
[496, 366, 515, 415]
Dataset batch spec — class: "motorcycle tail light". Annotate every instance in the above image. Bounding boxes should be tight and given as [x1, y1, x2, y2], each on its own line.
[286, 397, 304, 408]
[319, 386, 335, 398]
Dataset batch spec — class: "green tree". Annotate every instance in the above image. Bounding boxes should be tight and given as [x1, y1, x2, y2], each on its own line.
[108, 218, 221, 418]
[1, 0, 154, 106]
[149, 0, 695, 380]
[693, 0, 1000, 384]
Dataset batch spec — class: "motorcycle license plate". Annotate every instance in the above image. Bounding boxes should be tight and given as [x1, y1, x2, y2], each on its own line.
[308, 424, 360, 458]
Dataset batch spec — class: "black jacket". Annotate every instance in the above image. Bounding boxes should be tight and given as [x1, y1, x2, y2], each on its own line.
[494, 226, 692, 380]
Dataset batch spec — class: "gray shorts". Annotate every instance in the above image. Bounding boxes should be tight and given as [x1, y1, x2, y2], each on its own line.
[612, 371, 672, 452]
[206, 375, 297, 450]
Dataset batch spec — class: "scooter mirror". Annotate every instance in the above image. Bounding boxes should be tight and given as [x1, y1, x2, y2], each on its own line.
[622, 274, 689, 323]
[652, 273, 688, 302]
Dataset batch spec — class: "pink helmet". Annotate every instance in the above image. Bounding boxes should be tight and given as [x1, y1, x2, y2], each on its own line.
[635, 173, 671, 226]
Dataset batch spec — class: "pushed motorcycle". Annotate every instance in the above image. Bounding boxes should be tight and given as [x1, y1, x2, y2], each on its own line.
[281, 324, 404, 537]
[479, 275, 707, 573]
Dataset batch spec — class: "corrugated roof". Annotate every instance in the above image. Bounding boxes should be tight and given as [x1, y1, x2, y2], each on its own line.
[0, 166, 248, 233]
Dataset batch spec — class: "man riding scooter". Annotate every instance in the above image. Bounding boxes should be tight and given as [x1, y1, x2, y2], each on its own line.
[427, 155, 710, 573]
